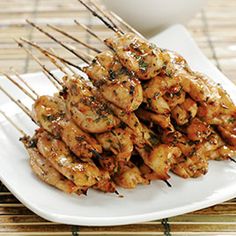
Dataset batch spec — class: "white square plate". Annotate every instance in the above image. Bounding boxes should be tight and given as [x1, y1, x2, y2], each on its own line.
[0, 24, 236, 226]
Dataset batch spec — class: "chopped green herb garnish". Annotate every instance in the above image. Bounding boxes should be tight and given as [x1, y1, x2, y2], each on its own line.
[139, 59, 148, 72]
[147, 98, 152, 104]
[129, 85, 135, 95]
[148, 132, 159, 146]
[119, 122, 127, 129]
[94, 117, 101, 123]
[228, 117, 236, 123]
[28, 139, 37, 148]
[175, 87, 183, 97]
[76, 136, 85, 142]
[42, 114, 56, 122]
[109, 69, 116, 80]
[144, 144, 152, 153]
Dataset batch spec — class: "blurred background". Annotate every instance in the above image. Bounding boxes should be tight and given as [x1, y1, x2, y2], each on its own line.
[0, 0, 235, 83]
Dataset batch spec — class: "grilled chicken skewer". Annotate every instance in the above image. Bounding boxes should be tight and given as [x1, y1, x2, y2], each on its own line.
[62, 74, 120, 133]
[26, 21, 143, 113]
[23, 21, 176, 133]
[1, 85, 118, 192]
[19, 24, 231, 181]
[2, 0, 235, 195]
[17, 39, 175, 186]
[1, 71, 102, 159]
[4, 44, 143, 188]
[80, 1, 236, 149]
[78, 3, 236, 162]
[19, 6, 236, 183]
[0, 87, 103, 186]
[18, 26, 166, 140]
[17, 40, 141, 175]
[33, 94, 103, 157]
[0, 111, 86, 194]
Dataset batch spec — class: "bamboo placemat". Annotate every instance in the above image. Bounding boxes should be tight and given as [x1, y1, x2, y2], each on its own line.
[0, 0, 236, 235]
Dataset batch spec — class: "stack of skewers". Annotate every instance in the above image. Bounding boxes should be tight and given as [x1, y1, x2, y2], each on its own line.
[1, 0, 236, 196]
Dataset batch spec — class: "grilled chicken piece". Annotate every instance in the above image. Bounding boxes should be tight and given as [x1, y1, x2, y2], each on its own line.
[136, 144, 182, 180]
[186, 118, 211, 142]
[21, 136, 82, 194]
[207, 145, 236, 161]
[169, 133, 215, 179]
[139, 163, 163, 182]
[93, 169, 117, 193]
[171, 154, 208, 179]
[142, 75, 182, 113]
[173, 71, 212, 103]
[162, 51, 217, 103]
[105, 33, 169, 80]
[36, 130, 100, 187]
[96, 127, 133, 162]
[162, 131, 196, 157]
[105, 33, 235, 141]
[136, 108, 174, 130]
[114, 161, 147, 188]
[98, 155, 118, 174]
[217, 125, 236, 146]
[108, 103, 144, 140]
[32, 95, 102, 158]
[171, 97, 198, 125]
[32, 95, 66, 133]
[84, 50, 143, 112]
[63, 75, 119, 133]
[198, 84, 236, 146]
[212, 88, 236, 146]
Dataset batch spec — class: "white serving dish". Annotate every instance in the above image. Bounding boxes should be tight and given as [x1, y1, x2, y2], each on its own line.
[102, 0, 205, 36]
[0, 25, 236, 226]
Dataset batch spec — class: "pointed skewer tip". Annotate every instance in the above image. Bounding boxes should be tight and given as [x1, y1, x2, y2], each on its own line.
[229, 157, 236, 163]
[164, 180, 172, 188]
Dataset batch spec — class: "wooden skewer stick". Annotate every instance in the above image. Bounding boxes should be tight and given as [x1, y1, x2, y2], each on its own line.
[77, 0, 119, 33]
[164, 180, 172, 188]
[89, 0, 124, 34]
[0, 70, 36, 101]
[9, 68, 39, 98]
[47, 24, 101, 53]
[108, 11, 145, 39]
[74, 19, 113, 50]
[0, 110, 27, 137]
[47, 48, 85, 76]
[50, 53, 78, 75]
[42, 49, 69, 76]
[48, 47, 79, 75]
[16, 39, 61, 90]
[20, 38, 82, 71]
[229, 157, 236, 163]
[79, 0, 145, 40]
[26, 20, 90, 64]
[86, 0, 145, 39]
[59, 59, 78, 75]
[0, 85, 33, 120]
[74, 20, 104, 44]
[47, 24, 102, 58]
